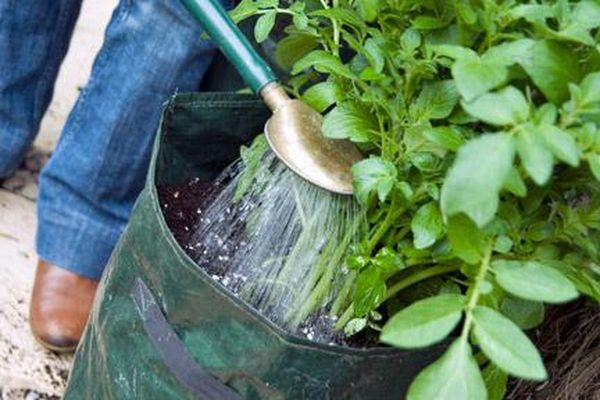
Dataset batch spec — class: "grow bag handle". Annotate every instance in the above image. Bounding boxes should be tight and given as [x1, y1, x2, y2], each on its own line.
[180, 0, 276, 93]
[131, 278, 242, 400]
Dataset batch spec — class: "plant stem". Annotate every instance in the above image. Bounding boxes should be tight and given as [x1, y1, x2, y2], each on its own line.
[319, 0, 340, 56]
[368, 196, 402, 250]
[384, 264, 460, 302]
[460, 245, 493, 342]
[334, 264, 460, 330]
[332, 0, 340, 56]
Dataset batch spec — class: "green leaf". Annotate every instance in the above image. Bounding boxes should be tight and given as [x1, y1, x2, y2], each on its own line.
[509, 4, 554, 25]
[493, 235, 514, 254]
[292, 50, 354, 79]
[472, 306, 547, 380]
[431, 44, 477, 60]
[493, 260, 579, 303]
[423, 126, 465, 152]
[275, 34, 319, 70]
[540, 125, 580, 167]
[441, 133, 516, 227]
[292, 12, 308, 30]
[519, 40, 582, 104]
[256, 0, 277, 7]
[302, 81, 339, 113]
[588, 153, 600, 181]
[503, 167, 527, 197]
[482, 363, 508, 400]
[407, 339, 487, 400]
[288, 1, 304, 13]
[412, 15, 448, 30]
[571, 1, 600, 31]
[353, 268, 386, 316]
[322, 104, 378, 142]
[452, 58, 508, 101]
[254, 11, 277, 43]
[412, 80, 460, 120]
[355, 0, 380, 23]
[373, 247, 403, 272]
[453, 0, 477, 25]
[517, 124, 554, 185]
[501, 296, 545, 330]
[309, 8, 366, 29]
[447, 214, 487, 264]
[461, 86, 529, 126]
[351, 157, 397, 204]
[554, 1, 600, 45]
[401, 28, 421, 51]
[534, 103, 558, 125]
[579, 72, 600, 105]
[527, 221, 554, 241]
[230, 0, 260, 23]
[363, 38, 385, 73]
[381, 294, 465, 348]
[344, 318, 367, 336]
[411, 202, 444, 249]
[483, 39, 535, 66]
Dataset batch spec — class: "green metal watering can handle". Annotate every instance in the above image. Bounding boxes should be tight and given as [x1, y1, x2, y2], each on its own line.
[180, 0, 277, 93]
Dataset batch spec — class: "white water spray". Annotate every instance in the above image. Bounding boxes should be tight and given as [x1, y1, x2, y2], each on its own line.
[188, 140, 362, 344]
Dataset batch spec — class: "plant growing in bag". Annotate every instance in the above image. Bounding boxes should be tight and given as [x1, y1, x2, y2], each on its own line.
[230, 0, 600, 398]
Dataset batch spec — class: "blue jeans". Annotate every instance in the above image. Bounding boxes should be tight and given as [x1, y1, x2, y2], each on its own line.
[0, 0, 221, 278]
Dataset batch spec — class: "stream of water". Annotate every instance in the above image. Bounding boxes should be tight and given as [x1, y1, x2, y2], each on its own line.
[188, 150, 362, 344]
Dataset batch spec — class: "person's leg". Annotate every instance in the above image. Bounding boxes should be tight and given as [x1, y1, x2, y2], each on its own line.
[31, 0, 224, 350]
[0, 0, 83, 178]
[37, 0, 221, 279]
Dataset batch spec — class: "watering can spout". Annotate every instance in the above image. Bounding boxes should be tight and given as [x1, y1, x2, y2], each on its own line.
[261, 82, 291, 112]
[180, 0, 363, 195]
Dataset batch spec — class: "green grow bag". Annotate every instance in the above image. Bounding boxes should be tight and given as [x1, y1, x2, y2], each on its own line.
[63, 91, 446, 399]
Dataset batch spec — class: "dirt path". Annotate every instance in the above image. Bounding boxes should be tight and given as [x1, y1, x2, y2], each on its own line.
[0, 189, 72, 398]
[0, 2, 116, 398]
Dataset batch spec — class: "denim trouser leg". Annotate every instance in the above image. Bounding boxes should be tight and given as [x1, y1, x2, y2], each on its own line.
[37, 0, 221, 279]
[0, 0, 82, 178]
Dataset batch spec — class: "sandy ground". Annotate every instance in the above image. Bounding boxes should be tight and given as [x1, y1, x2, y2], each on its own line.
[0, 2, 116, 398]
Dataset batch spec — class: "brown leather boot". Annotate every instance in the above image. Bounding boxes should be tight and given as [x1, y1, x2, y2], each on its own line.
[29, 260, 99, 352]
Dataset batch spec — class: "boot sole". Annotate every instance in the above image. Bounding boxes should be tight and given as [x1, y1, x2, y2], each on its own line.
[29, 321, 78, 353]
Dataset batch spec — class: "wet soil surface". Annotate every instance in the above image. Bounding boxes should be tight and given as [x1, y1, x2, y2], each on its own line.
[157, 178, 378, 348]
[157, 178, 216, 247]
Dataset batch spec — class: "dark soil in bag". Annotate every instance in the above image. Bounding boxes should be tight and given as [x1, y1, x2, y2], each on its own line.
[156, 178, 381, 348]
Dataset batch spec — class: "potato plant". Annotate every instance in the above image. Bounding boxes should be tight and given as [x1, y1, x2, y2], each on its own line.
[233, 0, 600, 398]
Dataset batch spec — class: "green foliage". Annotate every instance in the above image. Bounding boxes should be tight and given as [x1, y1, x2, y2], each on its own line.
[441, 133, 515, 227]
[254, 11, 277, 42]
[381, 294, 464, 348]
[482, 364, 508, 400]
[233, 0, 600, 397]
[411, 202, 444, 249]
[447, 214, 487, 264]
[322, 103, 377, 142]
[500, 296, 545, 330]
[492, 260, 579, 303]
[351, 157, 397, 204]
[471, 306, 547, 380]
[407, 339, 487, 400]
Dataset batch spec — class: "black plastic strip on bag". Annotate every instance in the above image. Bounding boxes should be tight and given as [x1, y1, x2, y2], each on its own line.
[131, 277, 242, 400]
